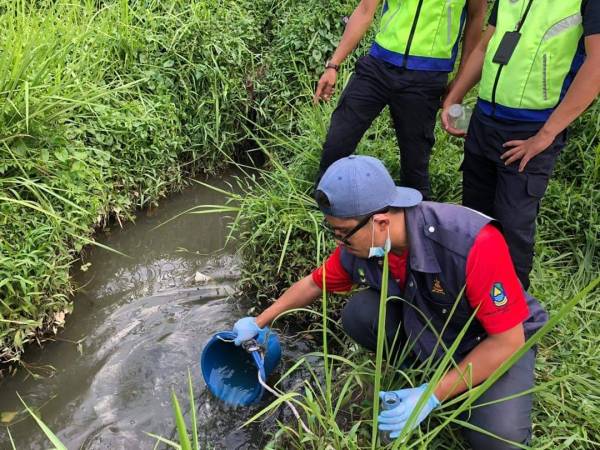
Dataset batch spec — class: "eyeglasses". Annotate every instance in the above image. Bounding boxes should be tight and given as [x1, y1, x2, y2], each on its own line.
[322, 207, 389, 246]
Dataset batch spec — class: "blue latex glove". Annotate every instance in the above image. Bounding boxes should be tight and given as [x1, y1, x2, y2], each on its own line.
[232, 317, 263, 346]
[378, 384, 440, 439]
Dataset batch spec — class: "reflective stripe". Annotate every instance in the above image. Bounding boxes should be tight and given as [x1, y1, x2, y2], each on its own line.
[373, 0, 467, 72]
[542, 13, 582, 42]
[542, 53, 548, 101]
[463, 206, 495, 222]
[369, 41, 456, 71]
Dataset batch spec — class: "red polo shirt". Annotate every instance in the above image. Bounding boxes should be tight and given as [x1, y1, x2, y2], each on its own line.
[312, 224, 529, 335]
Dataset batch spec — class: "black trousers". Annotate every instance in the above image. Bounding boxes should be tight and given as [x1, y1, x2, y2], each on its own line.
[342, 289, 536, 450]
[318, 55, 448, 199]
[462, 108, 566, 290]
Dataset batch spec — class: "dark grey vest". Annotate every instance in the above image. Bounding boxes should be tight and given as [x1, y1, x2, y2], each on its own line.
[340, 202, 548, 362]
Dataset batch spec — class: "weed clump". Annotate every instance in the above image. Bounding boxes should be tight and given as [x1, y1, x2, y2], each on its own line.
[0, 0, 270, 365]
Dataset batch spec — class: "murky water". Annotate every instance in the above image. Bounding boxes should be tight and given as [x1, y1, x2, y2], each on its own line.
[0, 173, 308, 449]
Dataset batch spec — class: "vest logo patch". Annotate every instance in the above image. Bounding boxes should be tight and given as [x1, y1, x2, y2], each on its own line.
[490, 282, 508, 307]
[358, 268, 367, 284]
[432, 277, 445, 295]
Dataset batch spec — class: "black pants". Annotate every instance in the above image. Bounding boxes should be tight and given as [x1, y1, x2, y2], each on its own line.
[318, 55, 447, 199]
[342, 289, 536, 450]
[462, 107, 566, 290]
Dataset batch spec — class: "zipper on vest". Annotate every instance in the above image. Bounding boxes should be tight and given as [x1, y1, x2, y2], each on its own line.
[403, 0, 425, 68]
[537, 14, 581, 104]
[491, 66, 504, 114]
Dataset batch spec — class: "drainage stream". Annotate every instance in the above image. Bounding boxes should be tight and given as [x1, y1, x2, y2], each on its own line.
[0, 172, 311, 449]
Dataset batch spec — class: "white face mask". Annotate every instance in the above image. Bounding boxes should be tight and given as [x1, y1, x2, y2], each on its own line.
[368, 220, 391, 258]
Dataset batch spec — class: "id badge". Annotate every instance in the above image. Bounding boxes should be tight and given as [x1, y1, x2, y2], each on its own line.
[492, 31, 521, 65]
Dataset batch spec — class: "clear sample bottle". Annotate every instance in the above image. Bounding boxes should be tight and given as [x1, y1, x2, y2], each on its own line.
[448, 103, 473, 132]
[380, 391, 401, 445]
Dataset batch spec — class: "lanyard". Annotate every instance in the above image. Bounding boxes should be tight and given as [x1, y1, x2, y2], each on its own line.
[514, 0, 535, 32]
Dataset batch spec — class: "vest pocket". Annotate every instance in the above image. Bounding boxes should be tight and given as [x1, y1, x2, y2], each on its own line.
[426, 276, 456, 306]
[536, 13, 582, 106]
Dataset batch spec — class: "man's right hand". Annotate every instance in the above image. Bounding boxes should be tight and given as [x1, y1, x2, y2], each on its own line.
[232, 317, 263, 346]
[313, 69, 338, 104]
[441, 100, 467, 138]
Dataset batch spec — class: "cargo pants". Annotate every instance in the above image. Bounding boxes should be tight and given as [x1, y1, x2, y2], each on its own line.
[461, 106, 567, 290]
[317, 55, 448, 199]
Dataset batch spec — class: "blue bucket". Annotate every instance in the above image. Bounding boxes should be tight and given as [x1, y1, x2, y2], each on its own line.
[200, 328, 281, 406]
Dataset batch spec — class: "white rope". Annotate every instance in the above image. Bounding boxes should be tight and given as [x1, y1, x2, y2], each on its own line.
[215, 335, 312, 435]
[257, 370, 312, 435]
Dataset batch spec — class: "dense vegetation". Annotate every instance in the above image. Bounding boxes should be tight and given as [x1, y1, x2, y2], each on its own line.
[3, 0, 599, 448]
[0, 0, 356, 366]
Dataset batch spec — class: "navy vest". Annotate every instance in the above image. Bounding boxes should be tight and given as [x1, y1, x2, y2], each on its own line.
[340, 202, 548, 362]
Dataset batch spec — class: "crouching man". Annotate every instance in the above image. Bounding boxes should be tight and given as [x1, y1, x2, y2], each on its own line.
[232, 155, 547, 449]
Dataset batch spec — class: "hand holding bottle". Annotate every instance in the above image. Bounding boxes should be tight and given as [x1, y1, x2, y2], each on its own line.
[441, 101, 469, 137]
[378, 384, 440, 439]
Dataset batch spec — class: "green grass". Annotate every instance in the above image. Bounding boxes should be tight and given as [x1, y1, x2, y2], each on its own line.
[10, 394, 68, 450]
[3, 0, 599, 447]
[0, 0, 359, 366]
[0, 0, 217, 364]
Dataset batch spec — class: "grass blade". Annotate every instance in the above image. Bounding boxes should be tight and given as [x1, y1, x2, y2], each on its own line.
[17, 393, 67, 450]
[171, 390, 192, 450]
[187, 370, 199, 450]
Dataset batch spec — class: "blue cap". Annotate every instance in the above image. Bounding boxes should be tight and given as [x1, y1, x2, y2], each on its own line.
[316, 155, 422, 217]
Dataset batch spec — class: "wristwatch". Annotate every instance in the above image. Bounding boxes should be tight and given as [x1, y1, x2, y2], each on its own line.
[325, 60, 340, 72]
